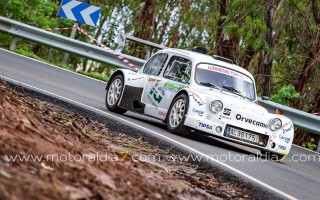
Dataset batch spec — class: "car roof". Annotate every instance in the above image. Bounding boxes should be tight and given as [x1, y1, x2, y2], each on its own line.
[157, 48, 254, 80]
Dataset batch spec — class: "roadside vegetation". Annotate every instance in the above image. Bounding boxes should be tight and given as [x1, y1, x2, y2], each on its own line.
[0, 0, 319, 150]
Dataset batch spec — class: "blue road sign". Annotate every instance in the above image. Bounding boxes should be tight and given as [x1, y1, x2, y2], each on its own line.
[59, 0, 101, 27]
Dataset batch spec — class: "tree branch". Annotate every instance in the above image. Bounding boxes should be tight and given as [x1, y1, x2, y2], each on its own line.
[312, 0, 320, 24]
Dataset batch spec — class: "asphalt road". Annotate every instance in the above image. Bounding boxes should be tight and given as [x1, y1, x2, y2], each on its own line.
[1, 48, 319, 200]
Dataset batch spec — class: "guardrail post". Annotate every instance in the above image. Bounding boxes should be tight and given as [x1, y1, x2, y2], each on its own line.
[63, 22, 79, 64]
[48, 17, 61, 61]
[317, 138, 320, 152]
[9, 37, 18, 51]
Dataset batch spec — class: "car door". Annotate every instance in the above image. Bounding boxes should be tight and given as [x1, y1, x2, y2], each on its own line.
[141, 53, 169, 114]
[142, 55, 192, 120]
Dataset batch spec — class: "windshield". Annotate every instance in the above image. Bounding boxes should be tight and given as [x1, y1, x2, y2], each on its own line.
[195, 64, 256, 100]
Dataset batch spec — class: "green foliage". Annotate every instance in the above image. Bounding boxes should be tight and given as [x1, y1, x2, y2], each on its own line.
[0, 33, 13, 48]
[302, 138, 318, 151]
[271, 85, 300, 106]
[0, 0, 58, 28]
[55, 62, 70, 70]
[15, 48, 48, 63]
[78, 71, 109, 82]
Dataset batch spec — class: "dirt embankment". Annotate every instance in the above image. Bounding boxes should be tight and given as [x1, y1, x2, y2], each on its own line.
[0, 81, 251, 200]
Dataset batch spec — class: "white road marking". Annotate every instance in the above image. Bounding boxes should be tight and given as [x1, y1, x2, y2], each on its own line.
[2, 76, 297, 200]
[292, 144, 320, 155]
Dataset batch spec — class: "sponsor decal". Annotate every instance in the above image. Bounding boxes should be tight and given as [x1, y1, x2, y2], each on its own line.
[281, 121, 292, 129]
[129, 77, 144, 81]
[207, 65, 244, 79]
[278, 145, 286, 151]
[192, 108, 204, 117]
[235, 114, 268, 128]
[159, 111, 166, 116]
[190, 91, 206, 106]
[279, 135, 291, 144]
[147, 94, 158, 108]
[282, 124, 293, 134]
[164, 82, 180, 91]
[148, 77, 157, 82]
[223, 108, 231, 116]
[281, 122, 293, 134]
[198, 121, 212, 130]
[147, 80, 165, 106]
[149, 86, 163, 103]
[219, 115, 231, 120]
[164, 82, 185, 93]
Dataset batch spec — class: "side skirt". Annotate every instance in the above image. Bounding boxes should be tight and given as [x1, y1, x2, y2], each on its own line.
[119, 85, 144, 113]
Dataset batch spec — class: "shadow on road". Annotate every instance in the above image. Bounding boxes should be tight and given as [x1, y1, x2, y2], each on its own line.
[120, 110, 255, 156]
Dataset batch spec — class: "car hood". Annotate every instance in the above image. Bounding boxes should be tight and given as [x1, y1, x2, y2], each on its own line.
[199, 87, 269, 116]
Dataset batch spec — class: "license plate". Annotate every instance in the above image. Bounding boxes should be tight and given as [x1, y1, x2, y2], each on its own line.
[226, 127, 259, 143]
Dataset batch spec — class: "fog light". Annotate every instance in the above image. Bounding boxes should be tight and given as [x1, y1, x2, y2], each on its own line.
[271, 142, 276, 148]
[216, 126, 222, 133]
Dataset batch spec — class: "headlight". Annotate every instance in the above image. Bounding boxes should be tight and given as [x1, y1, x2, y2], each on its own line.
[269, 118, 282, 131]
[210, 100, 223, 113]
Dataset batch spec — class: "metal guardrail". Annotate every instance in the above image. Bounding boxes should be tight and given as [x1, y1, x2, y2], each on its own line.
[0, 17, 319, 136]
[259, 98, 320, 135]
[126, 35, 166, 50]
[0, 17, 146, 69]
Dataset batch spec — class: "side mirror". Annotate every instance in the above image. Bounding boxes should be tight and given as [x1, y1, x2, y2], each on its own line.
[262, 96, 269, 100]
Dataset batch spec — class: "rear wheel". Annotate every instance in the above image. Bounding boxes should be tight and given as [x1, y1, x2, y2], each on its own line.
[167, 94, 190, 136]
[105, 74, 127, 114]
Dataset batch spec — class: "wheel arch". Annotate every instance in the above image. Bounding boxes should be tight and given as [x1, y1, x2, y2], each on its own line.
[106, 70, 125, 90]
[163, 89, 191, 123]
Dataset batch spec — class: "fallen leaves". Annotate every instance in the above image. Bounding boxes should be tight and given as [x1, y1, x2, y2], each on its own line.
[0, 81, 251, 200]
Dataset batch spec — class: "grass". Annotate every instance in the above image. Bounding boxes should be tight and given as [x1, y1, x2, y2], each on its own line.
[78, 71, 109, 82]
[15, 49, 49, 63]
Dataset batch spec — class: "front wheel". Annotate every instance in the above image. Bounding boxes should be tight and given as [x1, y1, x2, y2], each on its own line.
[167, 94, 190, 136]
[105, 74, 127, 114]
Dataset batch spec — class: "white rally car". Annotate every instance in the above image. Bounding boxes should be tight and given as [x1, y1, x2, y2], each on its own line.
[105, 47, 294, 160]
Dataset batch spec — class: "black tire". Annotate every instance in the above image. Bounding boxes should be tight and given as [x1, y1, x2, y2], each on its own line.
[260, 150, 286, 161]
[105, 74, 127, 114]
[166, 94, 190, 136]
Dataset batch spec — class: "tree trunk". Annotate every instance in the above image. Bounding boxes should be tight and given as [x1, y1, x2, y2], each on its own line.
[156, 2, 175, 44]
[240, 48, 255, 69]
[293, 0, 320, 109]
[214, 0, 227, 56]
[130, 0, 156, 58]
[95, 16, 106, 40]
[261, 0, 275, 97]
[295, 31, 320, 96]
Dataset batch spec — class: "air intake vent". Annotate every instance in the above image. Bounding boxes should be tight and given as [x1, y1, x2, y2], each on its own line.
[212, 55, 233, 64]
[191, 46, 208, 54]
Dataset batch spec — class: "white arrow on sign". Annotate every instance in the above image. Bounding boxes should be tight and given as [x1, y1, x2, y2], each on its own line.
[80, 6, 101, 26]
[61, 1, 82, 22]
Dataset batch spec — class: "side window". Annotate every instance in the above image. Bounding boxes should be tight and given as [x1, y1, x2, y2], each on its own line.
[164, 56, 192, 83]
[143, 53, 168, 76]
